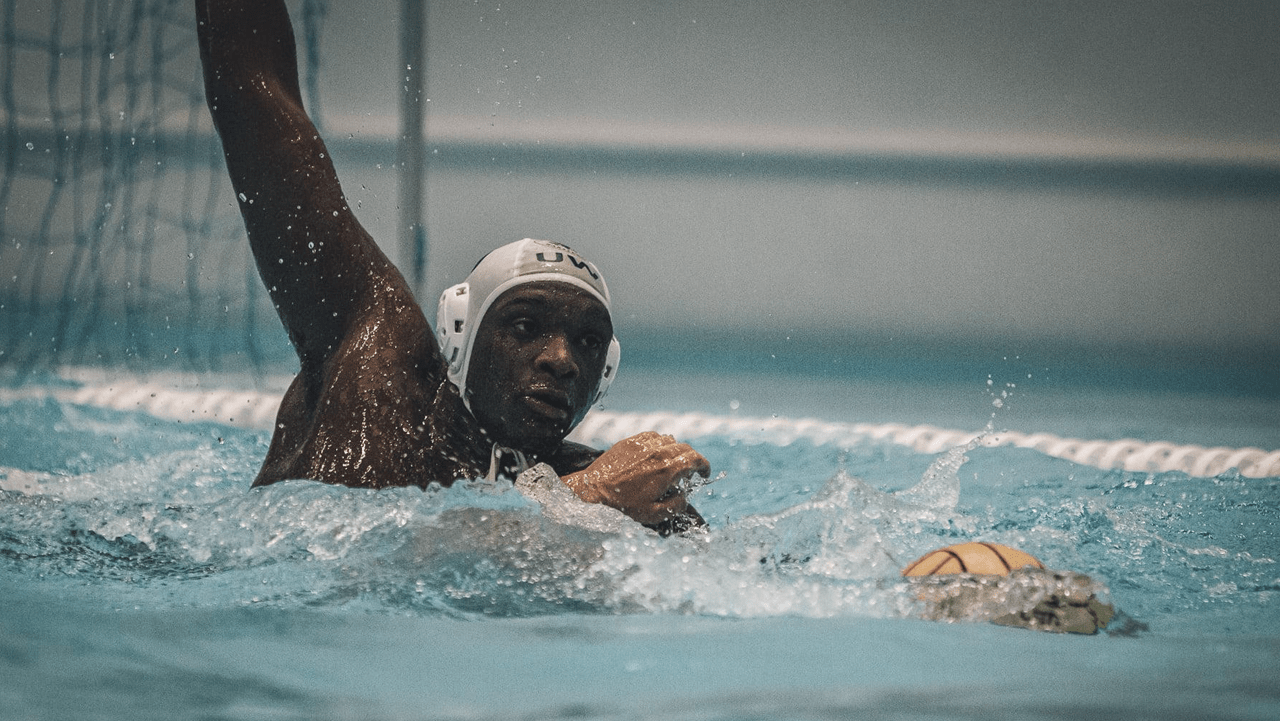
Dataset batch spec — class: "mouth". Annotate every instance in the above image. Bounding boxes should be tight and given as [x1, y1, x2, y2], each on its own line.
[521, 390, 573, 422]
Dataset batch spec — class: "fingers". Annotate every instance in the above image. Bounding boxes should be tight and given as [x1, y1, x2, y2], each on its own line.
[655, 492, 691, 520]
[645, 436, 710, 494]
[625, 432, 708, 474]
[626, 430, 666, 450]
[683, 448, 711, 478]
[590, 431, 711, 526]
[644, 447, 709, 523]
[635, 486, 691, 526]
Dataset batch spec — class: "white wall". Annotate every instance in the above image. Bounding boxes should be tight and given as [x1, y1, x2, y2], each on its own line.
[3, 0, 1277, 357]
[312, 0, 1280, 351]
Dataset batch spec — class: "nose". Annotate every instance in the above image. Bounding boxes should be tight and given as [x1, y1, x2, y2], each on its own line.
[535, 333, 580, 379]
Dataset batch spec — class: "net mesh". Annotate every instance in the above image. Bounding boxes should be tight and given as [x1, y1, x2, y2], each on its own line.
[0, 0, 329, 376]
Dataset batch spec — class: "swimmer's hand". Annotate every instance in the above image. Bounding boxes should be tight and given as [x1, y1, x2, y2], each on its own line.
[563, 431, 711, 527]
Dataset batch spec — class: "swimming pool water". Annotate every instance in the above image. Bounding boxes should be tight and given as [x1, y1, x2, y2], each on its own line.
[1, 360, 1278, 720]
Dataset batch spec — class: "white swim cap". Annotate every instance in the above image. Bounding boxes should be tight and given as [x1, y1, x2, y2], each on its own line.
[436, 239, 620, 417]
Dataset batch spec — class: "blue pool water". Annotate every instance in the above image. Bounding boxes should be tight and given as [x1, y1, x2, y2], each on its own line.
[2, 352, 1278, 720]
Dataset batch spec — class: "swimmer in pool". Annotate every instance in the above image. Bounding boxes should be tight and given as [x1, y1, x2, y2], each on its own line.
[196, 0, 709, 535]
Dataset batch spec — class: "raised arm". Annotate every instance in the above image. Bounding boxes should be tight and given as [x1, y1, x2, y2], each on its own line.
[196, 0, 411, 367]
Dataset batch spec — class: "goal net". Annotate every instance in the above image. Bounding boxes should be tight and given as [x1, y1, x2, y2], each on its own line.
[1, 0, 330, 377]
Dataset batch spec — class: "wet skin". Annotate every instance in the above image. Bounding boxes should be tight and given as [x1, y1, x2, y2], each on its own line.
[197, 0, 708, 534]
[466, 283, 613, 456]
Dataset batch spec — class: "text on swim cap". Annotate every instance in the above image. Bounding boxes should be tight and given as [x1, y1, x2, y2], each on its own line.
[535, 251, 600, 280]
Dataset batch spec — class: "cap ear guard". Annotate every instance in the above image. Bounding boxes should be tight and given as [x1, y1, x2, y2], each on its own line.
[594, 336, 621, 404]
[436, 282, 470, 377]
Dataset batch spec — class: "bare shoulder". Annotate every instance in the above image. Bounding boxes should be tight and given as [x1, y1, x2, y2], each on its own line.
[255, 277, 490, 488]
[301, 269, 451, 435]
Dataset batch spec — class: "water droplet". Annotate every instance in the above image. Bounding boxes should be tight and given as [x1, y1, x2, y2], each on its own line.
[25, 142, 34, 150]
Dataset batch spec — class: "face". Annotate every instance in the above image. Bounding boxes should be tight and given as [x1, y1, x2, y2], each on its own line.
[465, 282, 613, 455]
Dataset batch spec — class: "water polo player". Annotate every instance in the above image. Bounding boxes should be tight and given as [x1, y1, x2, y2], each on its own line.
[197, 0, 708, 534]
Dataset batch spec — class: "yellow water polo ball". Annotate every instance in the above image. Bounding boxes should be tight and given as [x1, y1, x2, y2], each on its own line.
[902, 542, 1044, 577]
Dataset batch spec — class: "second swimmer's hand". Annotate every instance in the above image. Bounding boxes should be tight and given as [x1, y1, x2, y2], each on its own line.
[564, 431, 710, 526]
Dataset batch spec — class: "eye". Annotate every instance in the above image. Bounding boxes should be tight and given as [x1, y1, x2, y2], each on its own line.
[579, 333, 604, 351]
[510, 317, 538, 337]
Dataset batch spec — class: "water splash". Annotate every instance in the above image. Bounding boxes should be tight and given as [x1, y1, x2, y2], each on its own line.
[3, 396, 1275, 634]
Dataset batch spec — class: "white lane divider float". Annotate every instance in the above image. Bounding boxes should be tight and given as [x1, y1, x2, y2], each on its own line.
[2, 372, 1277, 479]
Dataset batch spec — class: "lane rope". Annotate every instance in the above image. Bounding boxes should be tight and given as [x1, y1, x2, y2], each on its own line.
[3, 374, 1276, 479]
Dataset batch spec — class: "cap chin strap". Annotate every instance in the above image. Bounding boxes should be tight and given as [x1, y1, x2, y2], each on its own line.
[486, 443, 530, 482]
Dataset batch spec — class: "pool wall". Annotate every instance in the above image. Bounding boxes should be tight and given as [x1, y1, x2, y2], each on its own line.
[3, 0, 1278, 378]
